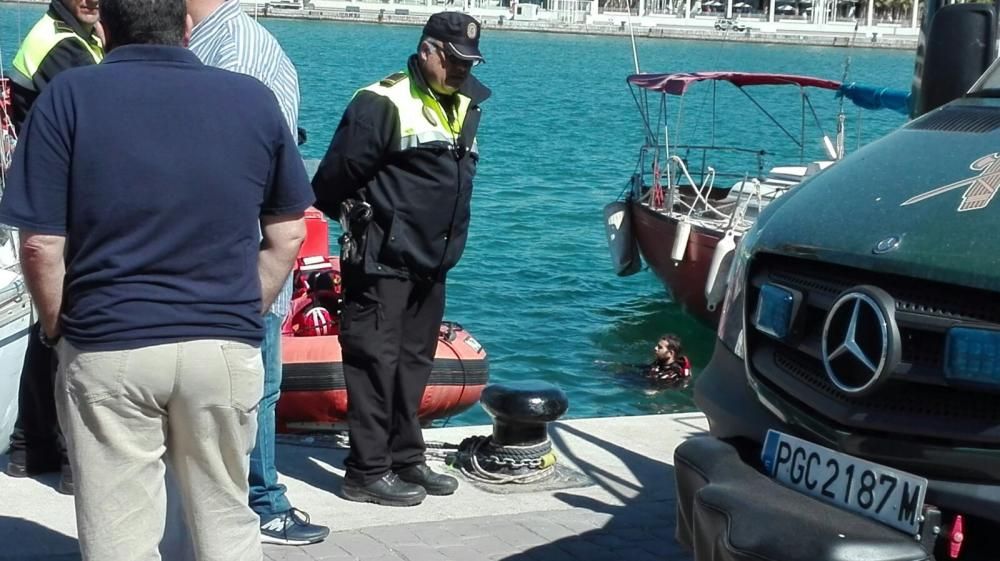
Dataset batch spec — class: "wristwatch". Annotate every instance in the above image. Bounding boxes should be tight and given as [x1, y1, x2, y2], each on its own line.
[38, 328, 61, 348]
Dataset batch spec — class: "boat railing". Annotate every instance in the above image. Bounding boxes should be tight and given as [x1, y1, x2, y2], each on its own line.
[665, 155, 760, 231]
[0, 273, 26, 306]
[667, 154, 717, 213]
[640, 143, 768, 188]
[0, 227, 21, 276]
[0, 225, 34, 328]
[0, 258, 27, 329]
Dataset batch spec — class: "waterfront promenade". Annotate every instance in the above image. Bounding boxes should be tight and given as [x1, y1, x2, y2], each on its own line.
[254, 1, 917, 50]
[0, 413, 704, 560]
[0, 0, 917, 49]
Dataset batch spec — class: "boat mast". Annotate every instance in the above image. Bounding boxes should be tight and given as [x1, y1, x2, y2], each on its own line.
[625, 2, 640, 74]
[833, 21, 861, 160]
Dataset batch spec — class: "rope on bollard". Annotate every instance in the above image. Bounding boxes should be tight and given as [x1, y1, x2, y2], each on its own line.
[425, 436, 558, 485]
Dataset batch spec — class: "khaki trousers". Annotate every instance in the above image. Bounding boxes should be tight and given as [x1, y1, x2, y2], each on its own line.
[55, 339, 265, 561]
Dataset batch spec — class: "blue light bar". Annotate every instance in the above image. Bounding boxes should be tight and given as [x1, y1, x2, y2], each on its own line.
[944, 327, 1000, 386]
[754, 284, 796, 340]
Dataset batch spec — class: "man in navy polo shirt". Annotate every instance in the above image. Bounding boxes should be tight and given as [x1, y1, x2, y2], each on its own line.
[0, 0, 312, 557]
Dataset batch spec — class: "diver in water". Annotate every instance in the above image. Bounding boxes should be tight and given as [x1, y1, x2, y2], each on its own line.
[647, 334, 692, 385]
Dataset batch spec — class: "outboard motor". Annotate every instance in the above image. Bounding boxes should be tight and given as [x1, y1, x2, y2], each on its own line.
[910, 0, 998, 118]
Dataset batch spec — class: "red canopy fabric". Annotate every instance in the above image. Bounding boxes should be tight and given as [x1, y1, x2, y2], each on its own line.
[627, 72, 842, 95]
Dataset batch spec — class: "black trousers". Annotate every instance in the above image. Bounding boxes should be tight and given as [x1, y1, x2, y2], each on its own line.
[9, 322, 64, 461]
[339, 267, 445, 485]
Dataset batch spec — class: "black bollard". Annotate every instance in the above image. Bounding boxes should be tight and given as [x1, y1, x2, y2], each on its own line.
[480, 381, 568, 446]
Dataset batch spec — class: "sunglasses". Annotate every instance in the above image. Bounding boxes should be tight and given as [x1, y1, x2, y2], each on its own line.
[432, 42, 482, 68]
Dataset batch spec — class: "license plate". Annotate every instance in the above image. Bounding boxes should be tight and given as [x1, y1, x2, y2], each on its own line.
[761, 430, 927, 535]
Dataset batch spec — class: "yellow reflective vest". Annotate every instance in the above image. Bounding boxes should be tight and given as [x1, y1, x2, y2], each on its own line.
[360, 70, 476, 156]
[10, 12, 103, 93]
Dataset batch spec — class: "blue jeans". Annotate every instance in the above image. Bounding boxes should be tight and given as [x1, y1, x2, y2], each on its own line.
[248, 312, 291, 516]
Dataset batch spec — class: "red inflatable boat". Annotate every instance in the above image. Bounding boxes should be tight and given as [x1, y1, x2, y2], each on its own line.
[276, 209, 489, 432]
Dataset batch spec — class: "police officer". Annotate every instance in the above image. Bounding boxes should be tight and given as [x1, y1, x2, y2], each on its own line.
[10, 0, 103, 131]
[312, 11, 490, 506]
[5, 0, 103, 493]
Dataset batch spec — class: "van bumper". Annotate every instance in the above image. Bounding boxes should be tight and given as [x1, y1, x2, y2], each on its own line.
[674, 436, 931, 561]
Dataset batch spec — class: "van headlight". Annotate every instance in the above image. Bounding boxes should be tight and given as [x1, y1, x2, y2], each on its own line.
[716, 235, 751, 359]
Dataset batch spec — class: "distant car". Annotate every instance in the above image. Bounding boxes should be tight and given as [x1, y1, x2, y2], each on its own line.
[713, 17, 747, 32]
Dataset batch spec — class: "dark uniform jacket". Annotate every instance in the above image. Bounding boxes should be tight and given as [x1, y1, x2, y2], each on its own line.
[312, 55, 491, 282]
[10, 0, 102, 131]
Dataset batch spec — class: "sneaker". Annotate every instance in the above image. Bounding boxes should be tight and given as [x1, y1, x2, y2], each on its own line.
[259, 508, 330, 546]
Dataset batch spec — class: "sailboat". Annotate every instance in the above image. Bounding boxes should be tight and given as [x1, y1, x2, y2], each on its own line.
[604, 71, 909, 327]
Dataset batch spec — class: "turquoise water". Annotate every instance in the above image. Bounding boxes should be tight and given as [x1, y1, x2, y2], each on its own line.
[1, 7, 913, 425]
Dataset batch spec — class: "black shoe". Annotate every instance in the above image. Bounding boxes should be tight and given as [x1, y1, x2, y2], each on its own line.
[396, 463, 459, 496]
[5, 448, 27, 478]
[259, 508, 330, 546]
[5, 448, 62, 478]
[342, 472, 426, 507]
[57, 463, 74, 495]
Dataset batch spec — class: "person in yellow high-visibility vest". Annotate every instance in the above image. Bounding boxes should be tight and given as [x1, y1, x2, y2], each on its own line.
[5, 0, 102, 495]
[9, 0, 103, 132]
[312, 11, 490, 507]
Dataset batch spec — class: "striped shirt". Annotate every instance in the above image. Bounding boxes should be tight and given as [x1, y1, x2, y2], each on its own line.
[190, 0, 301, 317]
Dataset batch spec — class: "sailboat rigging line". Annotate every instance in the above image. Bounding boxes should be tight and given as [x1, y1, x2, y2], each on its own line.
[684, 74, 711, 148]
[712, 80, 717, 147]
[675, 93, 686, 151]
[803, 92, 828, 139]
[800, 92, 806, 162]
[630, 85, 658, 145]
[655, 93, 665, 153]
[618, 175, 634, 200]
[842, 21, 864, 153]
[660, 95, 668, 164]
[736, 87, 802, 148]
[856, 107, 863, 151]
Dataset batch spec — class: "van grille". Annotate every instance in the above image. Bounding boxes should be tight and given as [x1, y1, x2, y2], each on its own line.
[906, 106, 1000, 133]
[745, 255, 1000, 444]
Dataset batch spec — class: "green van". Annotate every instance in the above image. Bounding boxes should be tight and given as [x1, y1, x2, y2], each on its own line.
[674, 3, 1000, 561]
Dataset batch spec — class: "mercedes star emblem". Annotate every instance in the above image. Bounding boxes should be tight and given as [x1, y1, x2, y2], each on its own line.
[873, 235, 901, 254]
[821, 287, 900, 396]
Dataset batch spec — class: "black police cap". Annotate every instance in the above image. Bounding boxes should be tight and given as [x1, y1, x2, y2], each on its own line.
[422, 11, 484, 62]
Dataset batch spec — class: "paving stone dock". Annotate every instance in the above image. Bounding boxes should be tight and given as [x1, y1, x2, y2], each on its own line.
[0, 413, 706, 560]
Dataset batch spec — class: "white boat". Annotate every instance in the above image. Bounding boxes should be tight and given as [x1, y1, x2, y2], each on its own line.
[0, 76, 31, 456]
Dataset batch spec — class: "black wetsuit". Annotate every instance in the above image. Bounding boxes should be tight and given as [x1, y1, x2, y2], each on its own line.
[647, 356, 692, 385]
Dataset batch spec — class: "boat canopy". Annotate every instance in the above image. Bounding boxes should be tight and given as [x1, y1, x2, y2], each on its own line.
[627, 72, 842, 96]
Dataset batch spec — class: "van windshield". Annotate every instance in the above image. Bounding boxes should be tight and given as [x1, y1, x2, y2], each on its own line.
[969, 58, 1000, 96]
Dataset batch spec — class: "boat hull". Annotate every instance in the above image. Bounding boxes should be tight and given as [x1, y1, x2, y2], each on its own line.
[277, 326, 489, 431]
[630, 200, 729, 328]
[276, 208, 490, 431]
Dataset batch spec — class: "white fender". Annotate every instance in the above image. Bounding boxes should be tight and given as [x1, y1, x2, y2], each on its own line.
[705, 229, 737, 311]
[671, 217, 692, 262]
